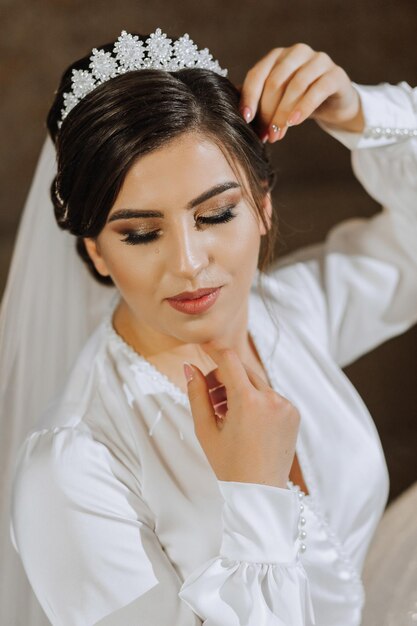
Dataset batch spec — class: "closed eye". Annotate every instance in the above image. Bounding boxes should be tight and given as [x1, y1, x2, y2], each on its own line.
[120, 205, 238, 245]
[198, 206, 237, 225]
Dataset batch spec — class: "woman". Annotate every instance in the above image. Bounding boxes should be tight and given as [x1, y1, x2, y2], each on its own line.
[2, 27, 417, 625]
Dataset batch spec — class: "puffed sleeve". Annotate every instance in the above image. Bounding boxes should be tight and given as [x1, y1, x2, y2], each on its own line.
[10, 427, 200, 626]
[270, 81, 417, 368]
[10, 427, 316, 626]
[179, 480, 315, 625]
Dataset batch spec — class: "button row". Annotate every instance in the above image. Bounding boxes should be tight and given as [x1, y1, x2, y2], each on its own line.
[287, 480, 307, 554]
[364, 126, 417, 139]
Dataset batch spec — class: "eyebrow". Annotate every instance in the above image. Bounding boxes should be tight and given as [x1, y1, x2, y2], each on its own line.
[107, 181, 241, 222]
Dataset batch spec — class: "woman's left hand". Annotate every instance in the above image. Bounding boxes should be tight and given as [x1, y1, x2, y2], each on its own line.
[238, 43, 364, 142]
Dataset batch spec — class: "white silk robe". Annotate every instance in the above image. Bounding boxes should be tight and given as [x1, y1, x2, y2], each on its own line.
[10, 80, 417, 625]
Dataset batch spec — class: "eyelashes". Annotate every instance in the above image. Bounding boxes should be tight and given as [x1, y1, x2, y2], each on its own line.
[120, 204, 238, 246]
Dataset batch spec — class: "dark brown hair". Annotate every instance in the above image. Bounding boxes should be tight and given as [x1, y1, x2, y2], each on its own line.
[47, 32, 281, 349]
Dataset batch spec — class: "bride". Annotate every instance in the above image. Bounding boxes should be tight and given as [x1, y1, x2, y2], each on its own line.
[1, 27, 416, 626]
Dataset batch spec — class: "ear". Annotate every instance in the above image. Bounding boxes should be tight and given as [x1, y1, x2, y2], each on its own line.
[259, 191, 272, 236]
[83, 237, 111, 277]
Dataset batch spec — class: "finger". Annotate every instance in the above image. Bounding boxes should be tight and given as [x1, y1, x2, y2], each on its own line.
[212, 397, 228, 420]
[199, 341, 252, 396]
[205, 368, 222, 391]
[208, 361, 273, 419]
[204, 360, 273, 420]
[212, 361, 273, 394]
[239, 47, 284, 124]
[291, 67, 341, 124]
[184, 362, 219, 437]
[206, 360, 272, 394]
[201, 367, 226, 421]
[242, 362, 272, 392]
[257, 44, 315, 134]
[201, 341, 274, 395]
[207, 376, 226, 405]
[268, 52, 333, 141]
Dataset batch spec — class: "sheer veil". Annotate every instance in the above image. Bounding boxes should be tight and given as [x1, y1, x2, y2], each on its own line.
[0, 136, 118, 624]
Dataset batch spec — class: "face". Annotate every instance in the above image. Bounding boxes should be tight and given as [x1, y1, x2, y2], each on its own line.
[84, 131, 272, 352]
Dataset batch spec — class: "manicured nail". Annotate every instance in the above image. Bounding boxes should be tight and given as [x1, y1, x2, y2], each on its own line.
[183, 362, 194, 383]
[241, 106, 252, 123]
[286, 110, 302, 126]
[278, 126, 288, 140]
[271, 124, 281, 135]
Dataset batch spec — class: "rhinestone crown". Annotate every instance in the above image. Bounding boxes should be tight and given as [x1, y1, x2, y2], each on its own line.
[58, 28, 228, 128]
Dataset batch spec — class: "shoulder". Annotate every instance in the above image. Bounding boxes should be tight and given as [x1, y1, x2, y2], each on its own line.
[9, 427, 156, 618]
[30, 318, 141, 469]
[10, 425, 155, 561]
[258, 258, 327, 319]
[12, 427, 116, 498]
[253, 259, 330, 347]
[11, 426, 144, 522]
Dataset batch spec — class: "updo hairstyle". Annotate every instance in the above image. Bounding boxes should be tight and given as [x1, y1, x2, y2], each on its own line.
[46, 32, 279, 286]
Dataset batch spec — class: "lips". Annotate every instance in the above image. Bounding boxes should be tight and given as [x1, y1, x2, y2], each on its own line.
[166, 287, 221, 315]
[167, 287, 219, 301]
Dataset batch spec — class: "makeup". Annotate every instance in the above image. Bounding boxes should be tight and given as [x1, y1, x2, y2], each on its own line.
[166, 287, 221, 314]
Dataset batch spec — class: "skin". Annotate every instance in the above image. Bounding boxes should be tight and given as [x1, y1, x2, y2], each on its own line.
[84, 132, 273, 393]
[84, 42, 364, 490]
[237, 42, 364, 140]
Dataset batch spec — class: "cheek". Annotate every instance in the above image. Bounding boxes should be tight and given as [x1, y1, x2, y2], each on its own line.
[221, 214, 261, 259]
[100, 244, 154, 294]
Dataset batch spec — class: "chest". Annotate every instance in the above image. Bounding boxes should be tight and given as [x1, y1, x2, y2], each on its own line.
[147, 344, 311, 495]
[123, 343, 388, 582]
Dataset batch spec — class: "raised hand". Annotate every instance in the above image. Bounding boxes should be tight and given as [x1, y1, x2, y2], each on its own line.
[183, 341, 300, 489]
[237, 43, 364, 142]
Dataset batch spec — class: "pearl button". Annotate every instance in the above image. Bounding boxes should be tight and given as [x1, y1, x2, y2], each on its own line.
[364, 125, 417, 139]
[287, 480, 308, 553]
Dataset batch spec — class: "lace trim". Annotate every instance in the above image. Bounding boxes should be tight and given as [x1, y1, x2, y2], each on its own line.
[102, 292, 364, 601]
[103, 294, 312, 493]
[102, 297, 190, 408]
[102, 293, 271, 410]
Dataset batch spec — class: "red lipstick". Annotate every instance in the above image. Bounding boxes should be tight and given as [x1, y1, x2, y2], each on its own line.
[166, 287, 222, 315]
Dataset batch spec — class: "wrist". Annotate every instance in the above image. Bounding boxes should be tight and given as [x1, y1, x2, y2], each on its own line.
[335, 93, 365, 133]
[217, 480, 301, 563]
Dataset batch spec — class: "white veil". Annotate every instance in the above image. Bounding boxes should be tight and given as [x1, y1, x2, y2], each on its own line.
[0, 135, 117, 625]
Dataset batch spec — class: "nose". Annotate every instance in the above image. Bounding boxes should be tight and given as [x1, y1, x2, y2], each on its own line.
[168, 218, 210, 279]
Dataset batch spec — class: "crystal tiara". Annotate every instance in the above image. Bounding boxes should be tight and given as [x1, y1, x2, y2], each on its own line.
[58, 28, 228, 128]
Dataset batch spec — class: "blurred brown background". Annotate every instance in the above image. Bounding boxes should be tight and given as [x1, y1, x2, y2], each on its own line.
[1, 0, 416, 504]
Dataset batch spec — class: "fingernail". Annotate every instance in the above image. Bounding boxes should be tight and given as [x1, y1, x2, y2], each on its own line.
[183, 362, 194, 383]
[277, 126, 288, 140]
[286, 110, 302, 126]
[261, 132, 269, 143]
[270, 124, 282, 141]
[241, 106, 252, 123]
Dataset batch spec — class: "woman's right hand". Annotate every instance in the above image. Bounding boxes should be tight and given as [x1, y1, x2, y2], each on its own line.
[183, 341, 300, 489]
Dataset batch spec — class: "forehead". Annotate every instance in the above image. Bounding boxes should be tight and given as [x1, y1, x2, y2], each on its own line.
[115, 132, 245, 207]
